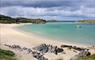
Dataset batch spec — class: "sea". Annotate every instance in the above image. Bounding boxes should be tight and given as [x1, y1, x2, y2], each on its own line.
[18, 22, 95, 45]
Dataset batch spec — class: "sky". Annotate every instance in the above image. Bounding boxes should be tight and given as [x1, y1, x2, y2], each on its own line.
[0, 0, 95, 20]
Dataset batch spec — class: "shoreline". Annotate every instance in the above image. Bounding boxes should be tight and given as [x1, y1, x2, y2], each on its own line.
[1, 23, 92, 47]
[0, 23, 95, 60]
[14, 23, 92, 47]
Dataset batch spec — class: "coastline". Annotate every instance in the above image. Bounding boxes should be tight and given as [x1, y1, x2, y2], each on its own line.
[0, 23, 95, 60]
[14, 23, 91, 47]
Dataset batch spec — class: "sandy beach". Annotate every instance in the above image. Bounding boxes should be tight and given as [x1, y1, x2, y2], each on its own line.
[0, 24, 95, 60]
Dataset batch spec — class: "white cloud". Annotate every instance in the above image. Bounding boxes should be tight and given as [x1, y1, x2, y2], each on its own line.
[0, 6, 95, 20]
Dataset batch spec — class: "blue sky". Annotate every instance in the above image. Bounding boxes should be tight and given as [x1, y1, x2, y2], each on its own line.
[0, 0, 95, 20]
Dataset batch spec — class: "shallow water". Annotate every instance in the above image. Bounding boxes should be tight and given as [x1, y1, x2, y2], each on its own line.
[18, 22, 95, 45]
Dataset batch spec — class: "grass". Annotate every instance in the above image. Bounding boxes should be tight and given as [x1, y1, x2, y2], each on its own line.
[0, 48, 17, 60]
[78, 54, 95, 60]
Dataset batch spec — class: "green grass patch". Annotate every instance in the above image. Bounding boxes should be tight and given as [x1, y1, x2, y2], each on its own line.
[0, 49, 17, 60]
[78, 54, 95, 60]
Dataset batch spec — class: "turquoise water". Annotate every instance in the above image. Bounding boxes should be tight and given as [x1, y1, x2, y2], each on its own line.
[19, 22, 95, 45]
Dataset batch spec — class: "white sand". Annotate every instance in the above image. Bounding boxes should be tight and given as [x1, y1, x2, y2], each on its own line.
[0, 24, 95, 60]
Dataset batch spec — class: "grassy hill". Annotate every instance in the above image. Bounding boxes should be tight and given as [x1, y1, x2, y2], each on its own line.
[0, 14, 46, 24]
[79, 20, 95, 24]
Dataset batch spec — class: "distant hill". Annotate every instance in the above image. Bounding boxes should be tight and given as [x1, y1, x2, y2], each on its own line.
[79, 20, 95, 24]
[47, 20, 76, 22]
[0, 15, 16, 23]
[47, 19, 95, 24]
[1, 15, 94, 24]
[0, 14, 46, 24]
